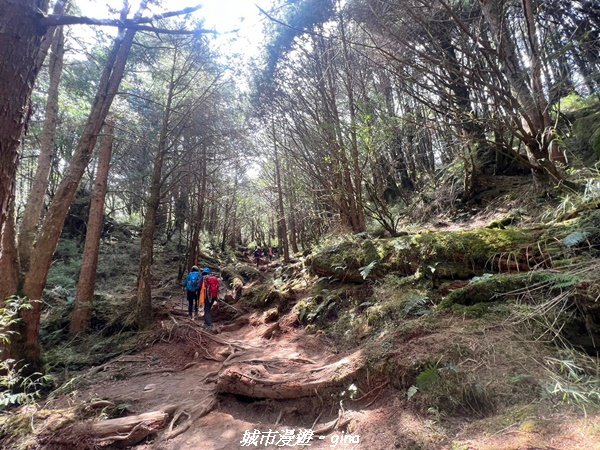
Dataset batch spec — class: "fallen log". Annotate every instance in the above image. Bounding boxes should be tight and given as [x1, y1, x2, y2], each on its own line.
[216, 351, 363, 399]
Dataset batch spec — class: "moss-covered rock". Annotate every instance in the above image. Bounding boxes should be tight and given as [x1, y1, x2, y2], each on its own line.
[308, 227, 549, 282]
[439, 271, 580, 308]
[568, 102, 600, 160]
[309, 213, 600, 284]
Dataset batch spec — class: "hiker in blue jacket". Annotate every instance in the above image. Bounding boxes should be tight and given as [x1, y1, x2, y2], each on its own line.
[183, 265, 201, 318]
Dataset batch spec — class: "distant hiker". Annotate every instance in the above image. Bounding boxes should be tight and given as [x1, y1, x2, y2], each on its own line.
[202, 268, 220, 328]
[268, 246, 273, 261]
[253, 247, 261, 267]
[183, 265, 201, 318]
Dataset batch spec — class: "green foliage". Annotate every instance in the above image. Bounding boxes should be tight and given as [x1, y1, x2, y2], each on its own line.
[407, 360, 493, 416]
[47, 238, 82, 291]
[439, 271, 580, 309]
[359, 260, 378, 279]
[364, 275, 432, 327]
[415, 363, 442, 391]
[0, 297, 50, 409]
[0, 296, 31, 345]
[260, 0, 335, 83]
[543, 350, 600, 408]
[557, 93, 597, 112]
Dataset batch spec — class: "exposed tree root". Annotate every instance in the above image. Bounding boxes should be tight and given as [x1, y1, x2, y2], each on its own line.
[131, 368, 175, 377]
[261, 322, 280, 339]
[314, 411, 352, 435]
[65, 404, 178, 447]
[165, 397, 216, 440]
[217, 350, 364, 399]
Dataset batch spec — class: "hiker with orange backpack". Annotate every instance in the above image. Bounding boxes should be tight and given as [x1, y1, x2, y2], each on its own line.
[200, 267, 220, 328]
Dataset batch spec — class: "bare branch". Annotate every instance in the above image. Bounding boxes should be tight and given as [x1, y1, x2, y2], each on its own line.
[39, 3, 214, 36]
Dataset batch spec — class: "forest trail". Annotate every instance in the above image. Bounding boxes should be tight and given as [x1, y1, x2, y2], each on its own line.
[38, 258, 600, 450]
[44, 263, 365, 449]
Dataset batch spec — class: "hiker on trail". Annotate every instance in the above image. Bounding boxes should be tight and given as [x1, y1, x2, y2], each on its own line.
[201, 267, 220, 328]
[182, 265, 201, 318]
[253, 247, 262, 267]
[268, 246, 273, 261]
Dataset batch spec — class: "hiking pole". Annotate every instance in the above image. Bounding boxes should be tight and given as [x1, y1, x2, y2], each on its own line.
[216, 297, 241, 313]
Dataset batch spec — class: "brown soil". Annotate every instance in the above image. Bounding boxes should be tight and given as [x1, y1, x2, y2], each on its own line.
[14, 261, 600, 450]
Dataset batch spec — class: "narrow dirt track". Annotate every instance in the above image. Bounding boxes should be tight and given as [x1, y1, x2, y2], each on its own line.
[49, 263, 363, 449]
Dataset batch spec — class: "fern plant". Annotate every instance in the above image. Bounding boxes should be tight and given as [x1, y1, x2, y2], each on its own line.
[0, 296, 48, 409]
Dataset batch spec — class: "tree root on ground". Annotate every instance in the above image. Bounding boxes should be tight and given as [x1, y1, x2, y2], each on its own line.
[164, 396, 216, 440]
[63, 404, 178, 447]
[314, 409, 353, 435]
[216, 350, 364, 399]
[59, 395, 218, 447]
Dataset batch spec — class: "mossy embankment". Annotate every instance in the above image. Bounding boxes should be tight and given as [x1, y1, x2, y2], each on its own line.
[307, 211, 600, 283]
[290, 210, 600, 430]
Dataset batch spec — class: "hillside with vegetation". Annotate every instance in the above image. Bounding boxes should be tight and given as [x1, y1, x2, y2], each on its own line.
[1, 1, 600, 449]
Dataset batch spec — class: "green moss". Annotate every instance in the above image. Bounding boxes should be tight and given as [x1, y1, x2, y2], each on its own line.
[487, 212, 521, 229]
[309, 227, 545, 282]
[439, 271, 580, 309]
[570, 105, 600, 160]
[450, 303, 490, 318]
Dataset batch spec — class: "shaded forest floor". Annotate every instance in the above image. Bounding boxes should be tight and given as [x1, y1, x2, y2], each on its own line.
[3, 178, 600, 449]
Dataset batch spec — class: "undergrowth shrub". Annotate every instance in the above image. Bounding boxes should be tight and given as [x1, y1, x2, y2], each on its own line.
[407, 359, 494, 416]
[0, 297, 51, 409]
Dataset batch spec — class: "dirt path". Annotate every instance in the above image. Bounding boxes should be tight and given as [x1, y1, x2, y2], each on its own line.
[39, 261, 600, 450]
[44, 263, 363, 449]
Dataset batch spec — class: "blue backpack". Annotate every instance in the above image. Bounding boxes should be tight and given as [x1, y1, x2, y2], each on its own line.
[186, 272, 201, 291]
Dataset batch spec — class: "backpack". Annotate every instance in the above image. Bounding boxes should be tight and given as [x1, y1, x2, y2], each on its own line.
[186, 271, 201, 291]
[206, 276, 219, 299]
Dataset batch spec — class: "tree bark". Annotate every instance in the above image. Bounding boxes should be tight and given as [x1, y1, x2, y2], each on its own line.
[273, 121, 290, 263]
[70, 122, 114, 336]
[0, 199, 19, 304]
[10, 20, 138, 370]
[135, 47, 177, 328]
[19, 26, 65, 273]
[0, 0, 48, 244]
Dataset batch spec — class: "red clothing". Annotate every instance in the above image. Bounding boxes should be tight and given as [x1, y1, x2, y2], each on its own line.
[205, 276, 219, 299]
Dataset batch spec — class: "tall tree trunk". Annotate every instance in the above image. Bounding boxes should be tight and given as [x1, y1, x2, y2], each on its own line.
[19, 26, 65, 272]
[10, 21, 138, 371]
[135, 49, 177, 328]
[0, 199, 19, 304]
[273, 122, 290, 263]
[187, 147, 207, 268]
[69, 123, 114, 336]
[479, 0, 567, 184]
[0, 0, 48, 246]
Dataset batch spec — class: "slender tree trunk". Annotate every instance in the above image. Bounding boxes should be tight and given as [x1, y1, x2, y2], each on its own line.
[19, 26, 65, 272]
[10, 22, 137, 370]
[0, 200, 19, 304]
[187, 147, 207, 268]
[479, 0, 567, 183]
[273, 122, 290, 263]
[69, 123, 114, 336]
[135, 50, 177, 328]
